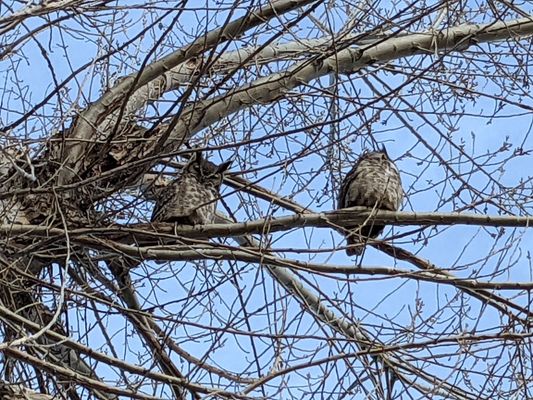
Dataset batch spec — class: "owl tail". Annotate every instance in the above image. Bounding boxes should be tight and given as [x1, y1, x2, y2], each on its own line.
[344, 224, 384, 256]
[345, 232, 364, 256]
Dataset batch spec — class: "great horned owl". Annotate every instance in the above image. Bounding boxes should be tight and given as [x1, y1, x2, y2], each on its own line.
[151, 151, 231, 225]
[337, 147, 403, 256]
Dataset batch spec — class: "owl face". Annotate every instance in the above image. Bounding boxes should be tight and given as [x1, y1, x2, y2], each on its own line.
[186, 152, 232, 189]
[357, 149, 399, 175]
[359, 147, 391, 162]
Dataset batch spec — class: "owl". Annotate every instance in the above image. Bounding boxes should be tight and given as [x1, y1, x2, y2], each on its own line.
[337, 148, 403, 256]
[151, 151, 232, 225]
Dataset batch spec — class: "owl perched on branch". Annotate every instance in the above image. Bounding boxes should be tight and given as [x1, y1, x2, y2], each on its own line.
[151, 151, 232, 225]
[337, 147, 404, 256]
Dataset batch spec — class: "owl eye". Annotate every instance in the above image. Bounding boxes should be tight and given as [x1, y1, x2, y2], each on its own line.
[208, 172, 223, 183]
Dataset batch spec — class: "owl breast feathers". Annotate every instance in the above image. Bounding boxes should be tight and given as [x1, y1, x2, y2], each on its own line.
[151, 152, 231, 225]
[337, 149, 403, 256]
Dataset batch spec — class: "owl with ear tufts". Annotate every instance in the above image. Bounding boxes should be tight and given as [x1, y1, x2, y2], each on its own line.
[337, 147, 403, 256]
[151, 151, 232, 225]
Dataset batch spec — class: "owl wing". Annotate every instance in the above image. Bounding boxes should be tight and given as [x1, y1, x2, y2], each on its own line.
[151, 185, 176, 222]
[151, 181, 204, 224]
[338, 163, 362, 210]
[379, 166, 403, 211]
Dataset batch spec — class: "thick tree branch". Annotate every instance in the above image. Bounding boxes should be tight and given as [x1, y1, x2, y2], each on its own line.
[65, 0, 320, 176]
[0, 208, 530, 240]
[210, 216, 478, 399]
[162, 16, 533, 149]
[105, 258, 190, 400]
[3, 347, 159, 400]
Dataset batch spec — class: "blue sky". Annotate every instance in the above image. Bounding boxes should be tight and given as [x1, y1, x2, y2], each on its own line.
[1, 0, 532, 398]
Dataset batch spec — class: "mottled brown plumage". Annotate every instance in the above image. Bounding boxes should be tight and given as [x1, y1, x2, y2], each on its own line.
[337, 148, 403, 256]
[151, 152, 231, 225]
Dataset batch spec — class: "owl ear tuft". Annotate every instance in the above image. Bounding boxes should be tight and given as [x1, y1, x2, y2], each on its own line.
[192, 151, 203, 164]
[216, 160, 232, 173]
[186, 150, 203, 166]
